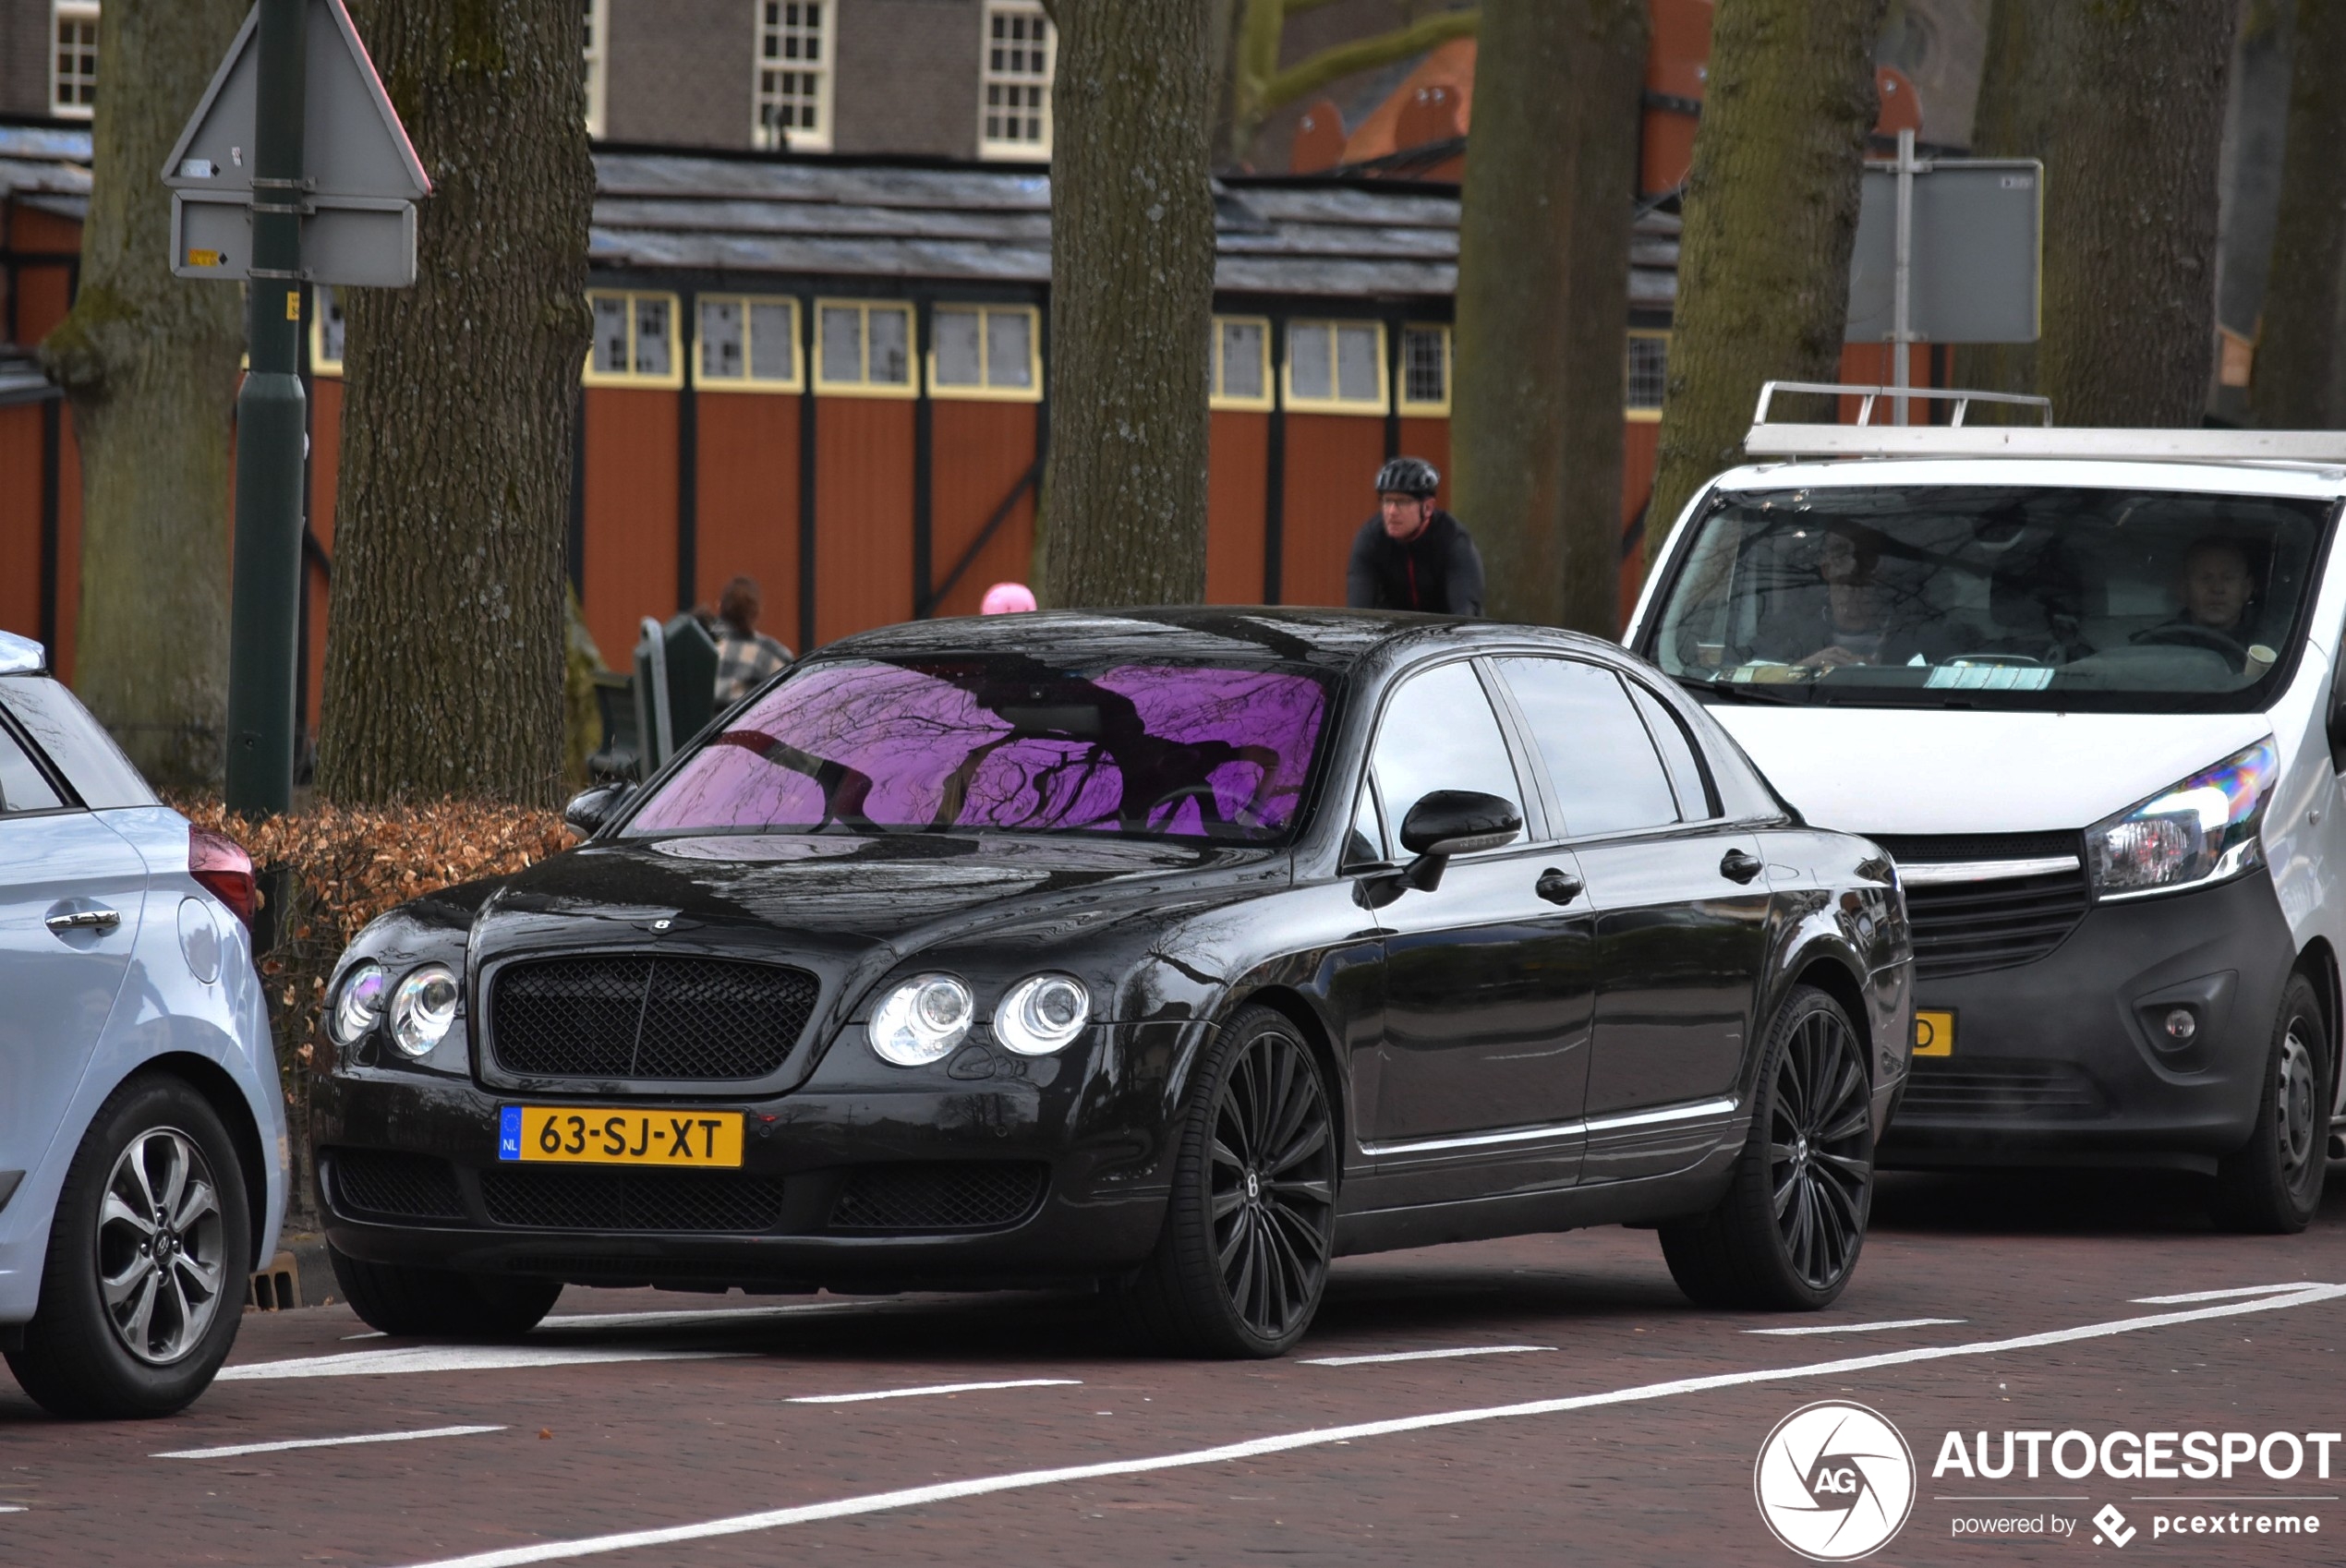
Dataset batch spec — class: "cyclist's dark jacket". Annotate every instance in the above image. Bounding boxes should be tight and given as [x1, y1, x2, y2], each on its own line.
[1345, 511, 1484, 615]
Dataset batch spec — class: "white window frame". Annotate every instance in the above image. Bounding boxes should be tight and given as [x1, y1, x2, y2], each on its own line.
[51, 1, 99, 120]
[1397, 323, 1451, 416]
[1209, 315, 1273, 412]
[1626, 329, 1669, 422]
[926, 302, 1042, 402]
[309, 286, 346, 377]
[583, 0, 609, 139]
[1282, 319, 1388, 416]
[977, 0, 1055, 161]
[692, 295, 804, 393]
[583, 290, 685, 389]
[813, 298, 917, 398]
[754, 0, 833, 152]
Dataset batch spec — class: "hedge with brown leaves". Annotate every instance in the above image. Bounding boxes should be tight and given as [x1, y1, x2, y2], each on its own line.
[177, 801, 575, 1226]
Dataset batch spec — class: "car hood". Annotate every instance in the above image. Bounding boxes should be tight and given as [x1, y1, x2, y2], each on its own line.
[1708, 706, 2277, 837]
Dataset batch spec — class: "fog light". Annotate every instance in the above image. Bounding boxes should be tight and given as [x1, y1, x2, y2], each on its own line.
[2163, 1007, 2197, 1043]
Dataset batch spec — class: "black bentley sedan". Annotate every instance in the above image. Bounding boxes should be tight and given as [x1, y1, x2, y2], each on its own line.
[315, 610, 1911, 1357]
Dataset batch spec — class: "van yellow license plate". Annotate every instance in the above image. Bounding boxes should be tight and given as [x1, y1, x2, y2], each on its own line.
[497, 1106, 744, 1167]
[1913, 1010, 1955, 1058]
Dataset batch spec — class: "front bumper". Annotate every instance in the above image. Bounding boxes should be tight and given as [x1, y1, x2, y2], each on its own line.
[1880, 870, 2294, 1169]
[313, 1019, 1200, 1289]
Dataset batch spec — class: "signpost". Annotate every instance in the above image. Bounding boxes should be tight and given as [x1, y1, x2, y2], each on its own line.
[1844, 129, 2043, 425]
[163, 0, 427, 815]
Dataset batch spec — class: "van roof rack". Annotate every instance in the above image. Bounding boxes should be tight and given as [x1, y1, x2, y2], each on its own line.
[1742, 380, 2346, 465]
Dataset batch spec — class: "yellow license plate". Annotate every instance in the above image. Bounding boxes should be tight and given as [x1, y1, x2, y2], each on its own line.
[1914, 1009, 1955, 1057]
[498, 1106, 744, 1167]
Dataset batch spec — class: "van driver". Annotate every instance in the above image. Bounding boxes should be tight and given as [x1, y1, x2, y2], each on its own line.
[2134, 537, 2271, 671]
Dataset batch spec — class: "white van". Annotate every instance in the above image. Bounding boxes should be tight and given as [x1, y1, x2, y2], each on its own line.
[1626, 387, 2346, 1233]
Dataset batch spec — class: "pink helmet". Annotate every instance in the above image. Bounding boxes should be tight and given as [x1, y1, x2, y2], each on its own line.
[981, 582, 1038, 615]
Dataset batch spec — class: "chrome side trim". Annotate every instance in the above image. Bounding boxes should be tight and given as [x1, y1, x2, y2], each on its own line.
[1897, 855, 2078, 886]
[1361, 1095, 1739, 1158]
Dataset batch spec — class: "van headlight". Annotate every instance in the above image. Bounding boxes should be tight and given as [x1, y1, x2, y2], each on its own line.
[995, 974, 1091, 1055]
[870, 973, 974, 1066]
[2086, 740, 2278, 899]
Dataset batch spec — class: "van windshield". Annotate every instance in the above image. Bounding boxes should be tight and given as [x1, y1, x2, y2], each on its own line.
[1639, 485, 2335, 712]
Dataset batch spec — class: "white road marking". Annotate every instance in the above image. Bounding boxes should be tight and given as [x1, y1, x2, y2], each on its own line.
[378, 1282, 2346, 1568]
[155, 1425, 506, 1460]
[1300, 1345, 1554, 1367]
[217, 1345, 735, 1381]
[2130, 1282, 2320, 1305]
[537, 1302, 869, 1333]
[0, 1506, 21, 1514]
[1744, 1317, 1967, 1336]
[787, 1380, 1081, 1405]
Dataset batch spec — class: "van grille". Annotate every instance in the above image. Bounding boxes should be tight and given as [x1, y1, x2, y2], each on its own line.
[1875, 834, 2092, 981]
[490, 954, 818, 1080]
[1898, 1059, 2109, 1120]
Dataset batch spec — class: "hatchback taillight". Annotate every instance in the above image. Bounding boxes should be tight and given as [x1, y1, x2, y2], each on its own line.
[189, 825, 258, 929]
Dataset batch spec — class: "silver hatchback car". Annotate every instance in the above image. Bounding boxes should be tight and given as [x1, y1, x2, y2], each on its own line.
[0, 632, 285, 1417]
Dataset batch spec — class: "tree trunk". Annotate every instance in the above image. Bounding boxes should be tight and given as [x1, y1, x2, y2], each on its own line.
[1947, 0, 2049, 409]
[37, 0, 248, 791]
[1643, 0, 1886, 564]
[1037, 0, 1218, 609]
[2033, 1, 2233, 428]
[2252, 0, 2346, 429]
[317, 0, 594, 805]
[1451, 0, 1647, 633]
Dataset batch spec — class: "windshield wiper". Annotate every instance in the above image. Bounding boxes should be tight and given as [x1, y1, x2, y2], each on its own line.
[1667, 672, 1811, 705]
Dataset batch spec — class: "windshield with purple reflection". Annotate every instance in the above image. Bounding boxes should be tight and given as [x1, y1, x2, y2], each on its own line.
[625, 657, 1333, 842]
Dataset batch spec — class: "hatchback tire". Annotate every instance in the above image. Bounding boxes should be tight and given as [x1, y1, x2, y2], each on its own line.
[1661, 984, 1873, 1311]
[6, 1074, 251, 1419]
[1120, 1006, 1337, 1357]
[329, 1247, 562, 1338]
[2211, 973, 2330, 1234]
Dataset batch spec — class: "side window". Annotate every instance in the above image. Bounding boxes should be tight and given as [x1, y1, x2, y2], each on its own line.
[0, 724, 64, 814]
[1627, 681, 1715, 819]
[1370, 661, 1524, 845]
[1494, 657, 1677, 837]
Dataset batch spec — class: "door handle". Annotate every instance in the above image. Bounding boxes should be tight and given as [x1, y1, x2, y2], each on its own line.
[1534, 867, 1583, 905]
[1718, 849, 1763, 885]
[45, 908, 121, 934]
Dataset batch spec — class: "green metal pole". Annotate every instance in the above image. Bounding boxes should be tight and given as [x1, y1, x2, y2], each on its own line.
[224, 0, 308, 817]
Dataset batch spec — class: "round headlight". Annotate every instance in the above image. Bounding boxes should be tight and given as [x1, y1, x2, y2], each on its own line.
[388, 963, 461, 1058]
[996, 973, 1091, 1055]
[331, 960, 388, 1047]
[870, 973, 974, 1066]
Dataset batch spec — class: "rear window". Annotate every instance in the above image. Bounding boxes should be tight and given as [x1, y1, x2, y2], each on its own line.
[626, 656, 1333, 843]
[0, 676, 156, 808]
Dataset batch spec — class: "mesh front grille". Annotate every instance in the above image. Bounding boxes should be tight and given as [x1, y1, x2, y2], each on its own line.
[1875, 832, 2084, 865]
[492, 954, 818, 1080]
[480, 1166, 789, 1232]
[1877, 834, 2091, 981]
[329, 1149, 466, 1221]
[1899, 1060, 2109, 1120]
[828, 1163, 1046, 1233]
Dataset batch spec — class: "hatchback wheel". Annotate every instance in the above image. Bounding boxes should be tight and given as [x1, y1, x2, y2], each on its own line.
[329, 1247, 563, 1338]
[1122, 1006, 1336, 1357]
[2212, 973, 2330, 1234]
[6, 1074, 251, 1419]
[1662, 984, 1873, 1310]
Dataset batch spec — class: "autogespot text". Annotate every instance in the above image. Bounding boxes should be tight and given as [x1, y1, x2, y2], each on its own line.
[1933, 1429, 2342, 1481]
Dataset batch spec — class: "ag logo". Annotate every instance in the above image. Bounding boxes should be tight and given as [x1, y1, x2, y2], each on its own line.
[1754, 1400, 1917, 1561]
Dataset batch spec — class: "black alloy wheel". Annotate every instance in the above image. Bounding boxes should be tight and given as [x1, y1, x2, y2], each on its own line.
[1662, 984, 1874, 1311]
[2212, 972, 2331, 1234]
[1122, 1006, 1337, 1357]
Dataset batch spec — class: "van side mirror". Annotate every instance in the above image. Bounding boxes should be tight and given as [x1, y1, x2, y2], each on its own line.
[563, 781, 635, 838]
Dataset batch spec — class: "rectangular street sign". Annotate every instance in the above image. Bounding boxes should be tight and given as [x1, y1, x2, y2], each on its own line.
[1844, 159, 2042, 345]
[173, 190, 417, 288]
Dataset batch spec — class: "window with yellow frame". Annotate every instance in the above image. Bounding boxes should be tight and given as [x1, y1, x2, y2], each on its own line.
[695, 295, 803, 392]
[1397, 324, 1450, 416]
[1626, 330, 1669, 421]
[813, 298, 916, 397]
[1283, 319, 1386, 415]
[309, 285, 347, 377]
[585, 290, 683, 388]
[1209, 316, 1271, 411]
[928, 303, 1040, 401]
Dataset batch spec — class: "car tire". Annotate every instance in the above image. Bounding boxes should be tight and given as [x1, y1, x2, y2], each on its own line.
[1119, 1005, 1338, 1357]
[1661, 984, 1873, 1312]
[4, 1073, 253, 1419]
[2210, 973, 2330, 1235]
[328, 1247, 562, 1338]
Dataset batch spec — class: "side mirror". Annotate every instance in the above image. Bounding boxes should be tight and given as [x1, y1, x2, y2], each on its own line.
[1389, 790, 1521, 894]
[563, 781, 634, 838]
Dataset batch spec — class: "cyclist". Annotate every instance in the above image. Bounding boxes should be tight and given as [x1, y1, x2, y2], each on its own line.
[1346, 456, 1484, 615]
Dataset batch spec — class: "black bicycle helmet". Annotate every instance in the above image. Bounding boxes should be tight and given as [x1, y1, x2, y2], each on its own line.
[1373, 456, 1440, 499]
